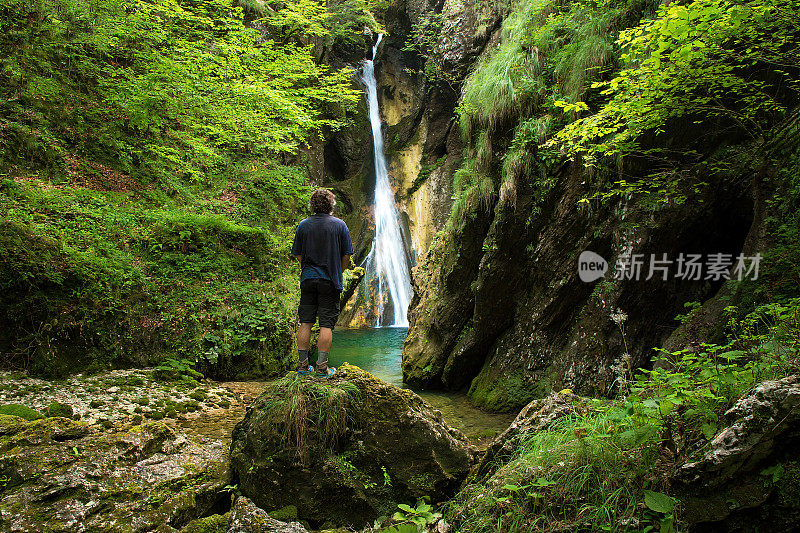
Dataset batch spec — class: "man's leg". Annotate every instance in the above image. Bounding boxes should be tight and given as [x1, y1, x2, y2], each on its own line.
[315, 281, 341, 373]
[297, 323, 313, 369]
[297, 280, 318, 371]
[315, 327, 333, 371]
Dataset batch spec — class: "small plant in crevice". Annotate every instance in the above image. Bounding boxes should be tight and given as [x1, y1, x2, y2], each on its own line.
[392, 497, 442, 530]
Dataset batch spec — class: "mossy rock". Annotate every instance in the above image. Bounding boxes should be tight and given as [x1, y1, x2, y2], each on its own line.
[0, 416, 230, 531]
[181, 512, 231, 532]
[269, 504, 298, 521]
[230, 364, 473, 529]
[46, 401, 74, 419]
[0, 404, 43, 421]
[467, 361, 545, 413]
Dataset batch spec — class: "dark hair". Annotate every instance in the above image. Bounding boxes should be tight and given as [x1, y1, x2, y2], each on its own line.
[310, 188, 336, 214]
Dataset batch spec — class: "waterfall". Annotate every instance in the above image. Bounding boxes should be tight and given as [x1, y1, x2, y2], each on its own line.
[360, 35, 413, 328]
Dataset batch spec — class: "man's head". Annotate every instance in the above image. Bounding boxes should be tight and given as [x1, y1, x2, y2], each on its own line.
[310, 188, 336, 214]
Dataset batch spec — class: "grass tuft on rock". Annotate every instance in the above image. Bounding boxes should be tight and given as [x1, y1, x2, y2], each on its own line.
[259, 373, 361, 464]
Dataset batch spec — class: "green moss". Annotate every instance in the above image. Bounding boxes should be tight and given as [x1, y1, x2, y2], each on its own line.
[0, 404, 43, 421]
[145, 410, 165, 420]
[89, 400, 104, 408]
[135, 397, 150, 406]
[189, 390, 208, 401]
[269, 504, 298, 521]
[181, 512, 231, 533]
[467, 362, 548, 412]
[775, 461, 800, 508]
[46, 402, 74, 419]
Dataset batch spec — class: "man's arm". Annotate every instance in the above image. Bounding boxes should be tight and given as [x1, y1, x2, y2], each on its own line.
[342, 254, 351, 270]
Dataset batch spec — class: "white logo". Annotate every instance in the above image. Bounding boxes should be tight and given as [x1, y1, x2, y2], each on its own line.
[578, 251, 608, 282]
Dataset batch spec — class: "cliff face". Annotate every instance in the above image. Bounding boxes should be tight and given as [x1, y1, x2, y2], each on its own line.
[396, 0, 799, 411]
[401, 162, 758, 410]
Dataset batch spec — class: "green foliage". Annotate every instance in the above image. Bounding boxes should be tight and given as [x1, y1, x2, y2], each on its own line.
[403, 11, 449, 82]
[392, 497, 441, 529]
[0, 169, 305, 376]
[0, 0, 360, 179]
[555, 0, 800, 165]
[154, 357, 203, 386]
[0, 0, 372, 376]
[325, 0, 385, 48]
[450, 0, 659, 224]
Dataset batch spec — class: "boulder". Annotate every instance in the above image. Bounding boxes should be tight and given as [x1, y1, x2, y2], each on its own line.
[0, 415, 231, 532]
[671, 376, 800, 529]
[678, 375, 800, 489]
[230, 363, 474, 528]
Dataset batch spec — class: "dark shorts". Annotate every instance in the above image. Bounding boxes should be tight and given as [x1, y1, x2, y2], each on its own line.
[298, 278, 342, 329]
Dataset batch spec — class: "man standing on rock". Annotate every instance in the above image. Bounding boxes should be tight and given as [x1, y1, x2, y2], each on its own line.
[291, 188, 354, 377]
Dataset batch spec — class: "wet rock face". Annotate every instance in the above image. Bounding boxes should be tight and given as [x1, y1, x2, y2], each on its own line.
[402, 164, 754, 410]
[327, 0, 507, 328]
[229, 363, 473, 528]
[0, 416, 231, 532]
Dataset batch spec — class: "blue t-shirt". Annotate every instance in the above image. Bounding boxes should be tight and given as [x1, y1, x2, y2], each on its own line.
[290, 214, 354, 291]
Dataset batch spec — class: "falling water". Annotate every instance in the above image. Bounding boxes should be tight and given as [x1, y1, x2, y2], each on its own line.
[360, 35, 413, 327]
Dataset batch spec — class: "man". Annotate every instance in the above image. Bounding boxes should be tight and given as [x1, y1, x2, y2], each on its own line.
[290, 188, 354, 377]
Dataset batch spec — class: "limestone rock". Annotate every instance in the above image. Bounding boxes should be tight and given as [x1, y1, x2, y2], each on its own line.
[678, 375, 800, 489]
[230, 364, 473, 528]
[227, 497, 308, 533]
[0, 415, 231, 532]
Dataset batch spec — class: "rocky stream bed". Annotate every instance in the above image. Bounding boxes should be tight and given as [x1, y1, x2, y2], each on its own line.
[2, 368, 799, 532]
[0, 367, 510, 532]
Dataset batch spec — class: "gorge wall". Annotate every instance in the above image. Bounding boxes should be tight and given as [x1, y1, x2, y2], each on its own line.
[387, 0, 796, 411]
[309, 0, 797, 413]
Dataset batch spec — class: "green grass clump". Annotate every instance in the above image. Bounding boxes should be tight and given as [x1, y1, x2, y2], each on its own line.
[449, 407, 662, 532]
[259, 373, 362, 464]
[0, 404, 43, 420]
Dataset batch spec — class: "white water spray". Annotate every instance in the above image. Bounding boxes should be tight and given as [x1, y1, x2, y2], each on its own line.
[361, 35, 413, 327]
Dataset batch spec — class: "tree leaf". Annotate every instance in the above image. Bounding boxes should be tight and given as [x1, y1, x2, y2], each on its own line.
[644, 490, 674, 513]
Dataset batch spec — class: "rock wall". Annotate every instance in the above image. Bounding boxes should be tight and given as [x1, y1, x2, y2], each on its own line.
[401, 159, 760, 411]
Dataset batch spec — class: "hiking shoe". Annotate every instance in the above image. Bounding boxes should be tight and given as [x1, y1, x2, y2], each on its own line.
[297, 365, 314, 376]
[316, 367, 336, 378]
